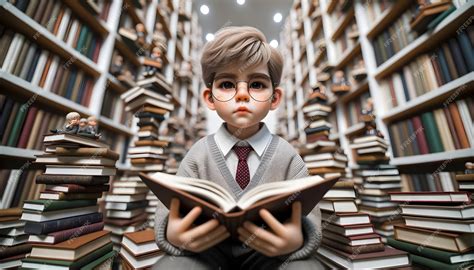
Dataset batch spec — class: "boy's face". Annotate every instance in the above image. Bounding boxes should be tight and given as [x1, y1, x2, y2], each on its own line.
[203, 62, 282, 130]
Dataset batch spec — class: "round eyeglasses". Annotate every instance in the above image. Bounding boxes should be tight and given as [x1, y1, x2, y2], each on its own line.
[210, 79, 275, 102]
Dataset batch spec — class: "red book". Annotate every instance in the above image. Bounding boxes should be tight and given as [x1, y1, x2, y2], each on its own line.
[29, 222, 104, 244]
[411, 116, 429, 154]
[92, 39, 102, 63]
[17, 107, 38, 148]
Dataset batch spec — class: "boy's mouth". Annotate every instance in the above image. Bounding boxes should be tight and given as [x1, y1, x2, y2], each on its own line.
[235, 106, 251, 113]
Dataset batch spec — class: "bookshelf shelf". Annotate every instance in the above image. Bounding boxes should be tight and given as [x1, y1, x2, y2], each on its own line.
[365, 2, 412, 39]
[374, 2, 474, 80]
[115, 36, 142, 67]
[334, 42, 361, 70]
[61, 0, 109, 37]
[98, 116, 134, 136]
[0, 146, 42, 160]
[343, 122, 365, 137]
[331, 7, 354, 41]
[0, 1, 101, 77]
[0, 70, 93, 117]
[339, 80, 369, 104]
[310, 18, 323, 41]
[381, 72, 474, 123]
[391, 148, 474, 166]
[106, 74, 129, 94]
[326, 0, 337, 14]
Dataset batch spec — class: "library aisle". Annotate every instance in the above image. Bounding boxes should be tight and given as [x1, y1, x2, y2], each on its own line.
[0, 0, 473, 269]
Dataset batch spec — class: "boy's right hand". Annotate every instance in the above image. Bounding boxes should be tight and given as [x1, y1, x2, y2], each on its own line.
[166, 198, 230, 252]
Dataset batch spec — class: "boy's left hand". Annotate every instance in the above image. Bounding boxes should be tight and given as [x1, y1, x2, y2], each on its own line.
[237, 201, 303, 257]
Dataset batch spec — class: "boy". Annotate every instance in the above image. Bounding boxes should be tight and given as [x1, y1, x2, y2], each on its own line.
[153, 26, 323, 269]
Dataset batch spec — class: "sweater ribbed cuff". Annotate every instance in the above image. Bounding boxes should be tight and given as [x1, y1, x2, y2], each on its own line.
[276, 216, 321, 261]
[156, 215, 194, 256]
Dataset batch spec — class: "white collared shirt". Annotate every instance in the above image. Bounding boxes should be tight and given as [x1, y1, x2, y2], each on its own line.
[214, 122, 273, 180]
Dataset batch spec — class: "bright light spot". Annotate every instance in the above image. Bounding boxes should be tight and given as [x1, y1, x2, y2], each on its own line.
[206, 33, 215, 41]
[200, 5, 209, 15]
[237, 0, 245, 5]
[273, 12, 282, 23]
[270, 39, 279, 48]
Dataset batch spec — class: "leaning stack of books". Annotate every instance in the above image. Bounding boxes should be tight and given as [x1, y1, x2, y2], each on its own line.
[121, 74, 175, 228]
[350, 108, 403, 241]
[120, 229, 164, 269]
[388, 191, 474, 269]
[316, 179, 411, 269]
[104, 175, 149, 249]
[0, 208, 31, 269]
[19, 133, 117, 269]
[301, 91, 348, 176]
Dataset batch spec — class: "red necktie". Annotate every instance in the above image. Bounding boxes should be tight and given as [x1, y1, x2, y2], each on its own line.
[233, 146, 252, 189]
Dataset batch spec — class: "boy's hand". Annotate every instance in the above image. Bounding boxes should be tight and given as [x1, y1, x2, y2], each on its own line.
[166, 198, 230, 253]
[237, 201, 303, 257]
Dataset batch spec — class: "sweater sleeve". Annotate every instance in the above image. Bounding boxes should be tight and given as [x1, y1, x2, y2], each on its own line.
[154, 140, 202, 256]
[278, 152, 322, 261]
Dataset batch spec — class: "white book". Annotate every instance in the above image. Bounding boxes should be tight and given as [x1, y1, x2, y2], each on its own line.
[323, 188, 356, 199]
[105, 194, 147, 203]
[456, 100, 474, 147]
[403, 216, 474, 233]
[121, 87, 171, 103]
[1, 170, 21, 209]
[20, 205, 98, 222]
[358, 169, 399, 176]
[128, 146, 165, 155]
[120, 246, 161, 269]
[130, 164, 164, 171]
[138, 131, 159, 138]
[392, 72, 406, 106]
[1, 34, 22, 71]
[114, 181, 147, 188]
[305, 160, 346, 169]
[19, 43, 38, 79]
[57, 9, 72, 41]
[122, 234, 159, 256]
[35, 155, 117, 166]
[43, 133, 108, 148]
[125, 96, 175, 112]
[127, 153, 167, 159]
[363, 182, 401, 189]
[30, 51, 49, 85]
[45, 165, 116, 176]
[305, 140, 336, 149]
[66, 20, 79, 46]
[357, 146, 387, 154]
[321, 212, 370, 226]
[400, 204, 474, 220]
[42, 55, 60, 90]
[320, 200, 358, 213]
[303, 153, 348, 162]
[353, 135, 387, 144]
[324, 223, 374, 237]
[309, 120, 332, 129]
[365, 175, 401, 182]
[350, 140, 388, 149]
[112, 186, 149, 195]
[106, 209, 142, 219]
[0, 234, 29, 246]
[105, 201, 146, 210]
[302, 103, 332, 113]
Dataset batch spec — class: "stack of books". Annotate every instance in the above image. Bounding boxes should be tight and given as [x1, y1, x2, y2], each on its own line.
[316, 179, 410, 269]
[0, 208, 31, 269]
[457, 162, 474, 192]
[388, 191, 474, 269]
[104, 175, 149, 249]
[19, 133, 117, 269]
[350, 106, 403, 240]
[120, 229, 163, 269]
[301, 91, 348, 176]
[121, 74, 175, 228]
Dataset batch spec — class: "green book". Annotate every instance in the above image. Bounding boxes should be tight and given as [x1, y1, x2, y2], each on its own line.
[22, 242, 113, 269]
[410, 254, 474, 270]
[420, 111, 444, 153]
[427, 5, 456, 30]
[76, 25, 89, 53]
[388, 237, 474, 264]
[23, 199, 97, 212]
[81, 250, 116, 270]
[6, 103, 29, 146]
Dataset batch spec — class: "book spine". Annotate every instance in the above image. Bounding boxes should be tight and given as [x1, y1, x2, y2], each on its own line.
[24, 212, 103, 235]
[49, 221, 104, 243]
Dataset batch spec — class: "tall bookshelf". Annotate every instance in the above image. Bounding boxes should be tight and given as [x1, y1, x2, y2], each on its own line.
[280, 0, 473, 172]
[0, 0, 204, 209]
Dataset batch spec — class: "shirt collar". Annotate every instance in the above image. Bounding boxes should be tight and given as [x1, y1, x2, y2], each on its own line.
[214, 122, 272, 157]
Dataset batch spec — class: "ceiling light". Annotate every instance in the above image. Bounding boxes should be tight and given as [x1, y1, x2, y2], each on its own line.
[273, 12, 282, 23]
[237, 0, 245, 5]
[206, 33, 215, 41]
[200, 5, 209, 15]
[270, 39, 279, 48]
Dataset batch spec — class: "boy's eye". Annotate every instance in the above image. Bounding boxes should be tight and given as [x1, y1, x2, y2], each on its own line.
[250, 81, 265, 89]
[220, 81, 235, 89]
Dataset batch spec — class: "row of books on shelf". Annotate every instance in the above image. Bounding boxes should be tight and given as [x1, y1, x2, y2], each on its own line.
[381, 31, 473, 109]
[333, 20, 358, 57]
[0, 169, 42, 210]
[100, 88, 131, 125]
[0, 95, 66, 149]
[364, 0, 393, 27]
[372, 4, 418, 66]
[400, 172, 458, 192]
[0, 29, 96, 107]
[10, 0, 106, 62]
[387, 97, 473, 157]
[344, 91, 370, 127]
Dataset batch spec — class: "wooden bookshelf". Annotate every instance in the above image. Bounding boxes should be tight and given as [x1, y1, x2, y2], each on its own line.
[365, 2, 412, 39]
[61, 0, 110, 37]
[374, 2, 474, 80]
[392, 148, 474, 167]
[331, 7, 354, 41]
[0, 1, 101, 77]
[334, 42, 361, 70]
[381, 72, 474, 123]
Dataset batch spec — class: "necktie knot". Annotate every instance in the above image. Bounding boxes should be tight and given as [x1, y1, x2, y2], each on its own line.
[233, 146, 252, 161]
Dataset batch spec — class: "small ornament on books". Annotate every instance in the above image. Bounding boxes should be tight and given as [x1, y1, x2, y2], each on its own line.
[143, 45, 163, 77]
[50, 112, 100, 138]
[331, 70, 350, 94]
[306, 83, 328, 105]
[110, 54, 123, 76]
[135, 23, 147, 47]
[351, 59, 367, 81]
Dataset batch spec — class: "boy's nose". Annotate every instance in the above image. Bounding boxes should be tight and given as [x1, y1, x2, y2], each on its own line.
[235, 82, 250, 102]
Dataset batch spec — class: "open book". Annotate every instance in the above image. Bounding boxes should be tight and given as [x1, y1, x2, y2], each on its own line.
[139, 172, 339, 235]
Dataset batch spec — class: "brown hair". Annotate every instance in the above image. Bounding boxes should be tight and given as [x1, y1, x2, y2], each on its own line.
[201, 26, 283, 88]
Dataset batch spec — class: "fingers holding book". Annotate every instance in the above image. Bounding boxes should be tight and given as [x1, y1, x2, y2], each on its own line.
[237, 202, 304, 257]
[166, 198, 230, 253]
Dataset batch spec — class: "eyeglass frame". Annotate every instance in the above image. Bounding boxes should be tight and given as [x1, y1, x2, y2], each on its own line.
[206, 77, 278, 102]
